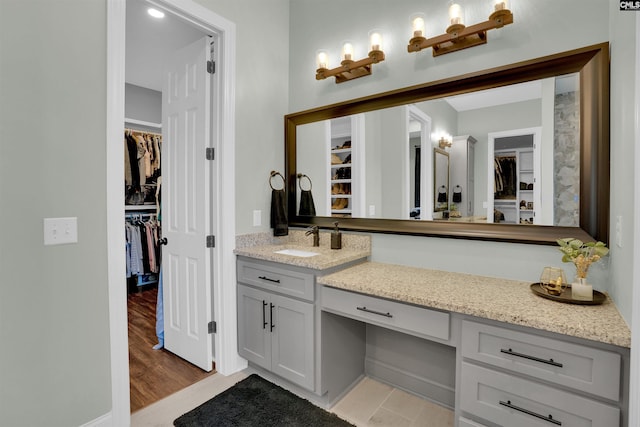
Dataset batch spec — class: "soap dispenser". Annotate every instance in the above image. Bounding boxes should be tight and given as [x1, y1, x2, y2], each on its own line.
[331, 221, 342, 250]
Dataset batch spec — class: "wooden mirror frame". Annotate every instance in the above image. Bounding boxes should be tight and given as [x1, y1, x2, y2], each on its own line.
[285, 43, 609, 245]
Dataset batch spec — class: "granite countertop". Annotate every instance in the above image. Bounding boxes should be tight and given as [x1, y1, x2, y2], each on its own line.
[234, 230, 371, 271]
[318, 262, 631, 348]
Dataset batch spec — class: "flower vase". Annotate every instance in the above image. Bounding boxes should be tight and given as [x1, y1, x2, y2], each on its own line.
[571, 277, 593, 301]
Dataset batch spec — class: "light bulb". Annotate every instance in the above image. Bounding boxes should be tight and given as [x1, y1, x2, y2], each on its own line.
[448, 3, 463, 26]
[342, 43, 354, 62]
[370, 32, 382, 52]
[316, 51, 328, 70]
[494, 0, 509, 11]
[412, 16, 425, 38]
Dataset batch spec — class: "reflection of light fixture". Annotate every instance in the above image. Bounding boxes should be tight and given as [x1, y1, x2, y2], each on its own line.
[408, 0, 513, 56]
[438, 136, 452, 149]
[316, 32, 385, 83]
[147, 8, 165, 19]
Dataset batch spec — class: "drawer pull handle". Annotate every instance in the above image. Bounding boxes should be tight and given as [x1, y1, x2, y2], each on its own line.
[259, 275, 281, 283]
[262, 300, 268, 329]
[499, 400, 561, 425]
[356, 306, 393, 318]
[500, 348, 563, 368]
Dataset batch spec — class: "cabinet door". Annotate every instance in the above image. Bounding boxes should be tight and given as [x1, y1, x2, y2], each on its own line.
[270, 294, 315, 391]
[237, 284, 271, 370]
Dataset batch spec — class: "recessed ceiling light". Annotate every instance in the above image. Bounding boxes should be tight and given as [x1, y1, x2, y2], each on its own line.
[147, 8, 165, 19]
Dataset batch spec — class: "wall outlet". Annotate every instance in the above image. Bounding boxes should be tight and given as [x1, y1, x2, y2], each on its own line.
[44, 217, 78, 245]
[369, 205, 376, 216]
[253, 210, 262, 227]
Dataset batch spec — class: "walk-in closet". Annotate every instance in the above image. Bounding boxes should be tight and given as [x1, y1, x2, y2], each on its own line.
[125, 0, 215, 412]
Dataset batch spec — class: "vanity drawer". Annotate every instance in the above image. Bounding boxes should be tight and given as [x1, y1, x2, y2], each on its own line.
[461, 320, 621, 401]
[458, 417, 487, 427]
[237, 259, 314, 302]
[460, 362, 620, 427]
[321, 286, 449, 341]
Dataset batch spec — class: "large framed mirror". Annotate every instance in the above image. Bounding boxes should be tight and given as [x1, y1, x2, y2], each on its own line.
[285, 43, 609, 245]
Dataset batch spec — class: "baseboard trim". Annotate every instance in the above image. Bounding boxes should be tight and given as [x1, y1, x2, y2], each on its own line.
[79, 412, 112, 427]
[365, 357, 455, 409]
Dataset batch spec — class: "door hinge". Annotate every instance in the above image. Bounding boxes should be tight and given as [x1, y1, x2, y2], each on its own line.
[207, 60, 216, 74]
[206, 235, 215, 248]
[206, 147, 215, 160]
[208, 321, 216, 334]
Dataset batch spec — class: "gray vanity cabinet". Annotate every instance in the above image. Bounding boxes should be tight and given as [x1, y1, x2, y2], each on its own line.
[237, 258, 315, 391]
[459, 319, 624, 427]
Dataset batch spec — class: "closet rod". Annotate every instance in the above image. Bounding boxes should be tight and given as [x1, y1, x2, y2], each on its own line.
[125, 212, 157, 219]
[125, 127, 162, 137]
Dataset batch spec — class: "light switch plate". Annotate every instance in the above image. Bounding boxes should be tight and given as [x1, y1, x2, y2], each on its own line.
[44, 217, 78, 245]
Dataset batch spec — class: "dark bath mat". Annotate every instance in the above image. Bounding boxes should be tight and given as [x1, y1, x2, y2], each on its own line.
[174, 374, 355, 427]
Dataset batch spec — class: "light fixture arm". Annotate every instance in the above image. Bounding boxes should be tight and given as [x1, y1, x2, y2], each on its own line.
[408, 9, 513, 56]
[316, 49, 385, 84]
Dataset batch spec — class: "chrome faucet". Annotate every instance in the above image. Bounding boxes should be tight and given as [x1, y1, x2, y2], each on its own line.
[305, 226, 320, 247]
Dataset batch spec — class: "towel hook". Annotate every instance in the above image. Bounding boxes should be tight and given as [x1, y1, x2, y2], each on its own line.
[269, 170, 285, 190]
[297, 173, 313, 191]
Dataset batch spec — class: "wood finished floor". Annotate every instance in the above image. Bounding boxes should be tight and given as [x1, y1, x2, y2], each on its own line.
[128, 287, 216, 413]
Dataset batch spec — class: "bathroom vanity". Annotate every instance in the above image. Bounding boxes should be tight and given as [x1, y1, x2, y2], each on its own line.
[235, 236, 630, 427]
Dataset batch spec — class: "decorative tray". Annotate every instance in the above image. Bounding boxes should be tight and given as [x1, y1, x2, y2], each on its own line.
[530, 283, 606, 305]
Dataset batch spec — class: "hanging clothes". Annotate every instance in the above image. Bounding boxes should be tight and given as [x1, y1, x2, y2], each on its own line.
[494, 155, 517, 199]
[124, 129, 162, 205]
[125, 215, 161, 278]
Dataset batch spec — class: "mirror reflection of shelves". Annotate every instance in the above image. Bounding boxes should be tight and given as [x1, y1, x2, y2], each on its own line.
[327, 115, 363, 218]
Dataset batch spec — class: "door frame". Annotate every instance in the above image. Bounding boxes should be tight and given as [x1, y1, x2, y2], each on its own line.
[405, 105, 432, 221]
[106, 0, 242, 425]
[486, 127, 542, 224]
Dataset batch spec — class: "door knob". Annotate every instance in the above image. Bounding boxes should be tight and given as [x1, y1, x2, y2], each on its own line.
[158, 237, 168, 245]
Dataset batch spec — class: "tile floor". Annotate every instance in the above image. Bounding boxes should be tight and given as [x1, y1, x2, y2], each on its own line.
[131, 371, 454, 427]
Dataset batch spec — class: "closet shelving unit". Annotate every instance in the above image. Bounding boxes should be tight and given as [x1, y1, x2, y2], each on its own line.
[328, 117, 354, 217]
[517, 149, 535, 224]
[125, 118, 162, 290]
[125, 118, 162, 211]
[493, 147, 536, 224]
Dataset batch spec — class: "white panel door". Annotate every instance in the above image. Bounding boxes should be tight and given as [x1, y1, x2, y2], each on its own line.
[162, 37, 212, 371]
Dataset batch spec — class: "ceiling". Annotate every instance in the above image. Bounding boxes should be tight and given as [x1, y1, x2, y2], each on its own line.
[444, 72, 579, 112]
[126, 0, 205, 92]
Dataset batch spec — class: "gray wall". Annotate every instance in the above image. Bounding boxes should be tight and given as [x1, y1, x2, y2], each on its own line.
[125, 83, 162, 124]
[289, 0, 636, 324]
[195, 0, 290, 236]
[0, 1, 112, 425]
[457, 99, 542, 217]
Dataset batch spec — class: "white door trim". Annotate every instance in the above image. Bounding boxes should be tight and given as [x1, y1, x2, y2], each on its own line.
[106, 1, 241, 425]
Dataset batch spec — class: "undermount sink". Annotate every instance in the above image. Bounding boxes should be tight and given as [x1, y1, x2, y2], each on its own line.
[274, 248, 320, 257]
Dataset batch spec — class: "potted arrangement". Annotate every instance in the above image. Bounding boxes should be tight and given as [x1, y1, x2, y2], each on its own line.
[557, 238, 609, 300]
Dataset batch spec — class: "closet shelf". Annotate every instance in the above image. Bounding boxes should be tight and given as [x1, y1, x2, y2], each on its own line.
[125, 117, 162, 129]
[126, 205, 157, 211]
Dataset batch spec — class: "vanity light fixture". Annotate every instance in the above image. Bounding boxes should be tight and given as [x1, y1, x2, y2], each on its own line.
[408, 0, 513, 57]
[438, 136, 452, 149]
[316, 32, 385, 83]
